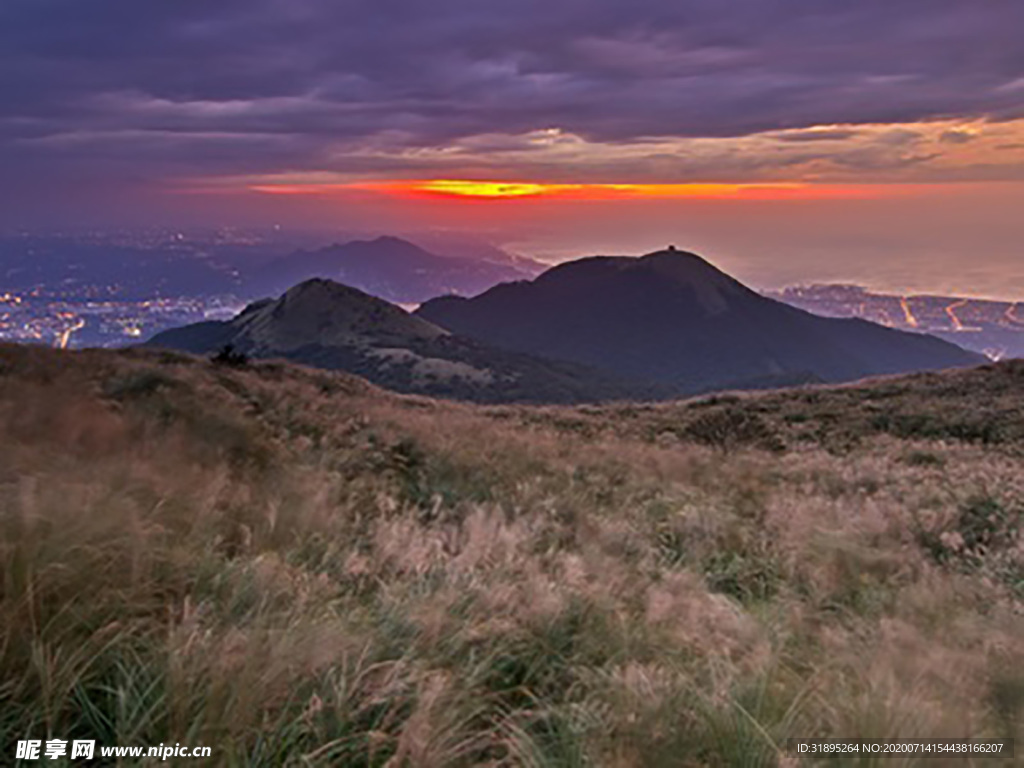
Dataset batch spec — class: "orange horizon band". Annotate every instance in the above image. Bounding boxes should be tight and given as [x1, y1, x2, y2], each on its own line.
[246, 179, 907, 201]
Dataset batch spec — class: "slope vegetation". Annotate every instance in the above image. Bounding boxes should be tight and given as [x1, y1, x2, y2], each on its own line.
[1, 345, 1021, 766]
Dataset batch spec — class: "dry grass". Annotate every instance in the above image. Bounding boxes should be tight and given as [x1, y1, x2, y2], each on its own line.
[0, 343, 1021, 766]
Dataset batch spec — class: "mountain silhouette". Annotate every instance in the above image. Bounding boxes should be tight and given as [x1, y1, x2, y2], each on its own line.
[147, 278, 654, 404]
[247, 236, 542, 304]
[416, 248, 985, 393]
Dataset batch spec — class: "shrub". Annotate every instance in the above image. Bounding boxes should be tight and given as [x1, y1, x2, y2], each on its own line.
[212, 343, 249, 367]
[682, 408, 784, 452]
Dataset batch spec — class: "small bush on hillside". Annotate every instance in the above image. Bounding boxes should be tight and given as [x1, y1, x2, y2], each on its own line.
[682, 408, 784, 453]
[212, 343, 249, 367]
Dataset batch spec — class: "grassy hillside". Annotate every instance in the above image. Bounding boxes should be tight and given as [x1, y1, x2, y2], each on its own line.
[1, 343, 1022, 766]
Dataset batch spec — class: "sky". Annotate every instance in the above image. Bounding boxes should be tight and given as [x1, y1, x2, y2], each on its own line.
[2, 0, 1024, 297]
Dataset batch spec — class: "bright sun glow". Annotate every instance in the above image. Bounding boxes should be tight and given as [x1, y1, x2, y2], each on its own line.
[246, 179, 880, 201]
[355, 179, 813, 200]
[408, 180, 559, 198]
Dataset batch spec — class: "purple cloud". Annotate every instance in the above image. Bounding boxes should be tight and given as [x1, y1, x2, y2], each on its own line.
[1, 0, 1023, 206]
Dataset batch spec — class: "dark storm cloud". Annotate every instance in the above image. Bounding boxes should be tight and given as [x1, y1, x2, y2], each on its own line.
[1, 0, 1023, 185]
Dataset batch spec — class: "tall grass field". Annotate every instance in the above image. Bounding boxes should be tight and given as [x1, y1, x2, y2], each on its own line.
[1, 344, 1021, 765]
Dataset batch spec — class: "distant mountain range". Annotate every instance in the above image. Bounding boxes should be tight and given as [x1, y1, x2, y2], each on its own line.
[245, 236, 544, 304]
[767, 284, 1024, 361]
[146, 278, 650, 404]
[416, 248, 984, 394]
[0, 233, 541, 306]
[148, 247, 983, 404]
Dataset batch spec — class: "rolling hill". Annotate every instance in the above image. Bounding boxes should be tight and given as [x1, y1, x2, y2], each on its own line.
[146, 277, 652, 404]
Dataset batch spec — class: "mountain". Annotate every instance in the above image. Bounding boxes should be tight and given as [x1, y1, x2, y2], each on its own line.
[146, 278, 652, 404]
[394, 232, 544, 272]
[416, 247, 985, 393]
[247, 236, 543, 304]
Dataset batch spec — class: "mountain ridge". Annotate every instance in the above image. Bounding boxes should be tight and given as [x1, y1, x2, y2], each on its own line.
[147, 277, 657, 404]
[246, 235, 542, 304]
[416, 247, 984, 393]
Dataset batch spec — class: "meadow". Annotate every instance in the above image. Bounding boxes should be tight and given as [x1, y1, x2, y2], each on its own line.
[1, 343, 1021, 766]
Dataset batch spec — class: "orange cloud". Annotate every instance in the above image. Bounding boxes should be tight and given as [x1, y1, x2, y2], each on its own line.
[248, 179, 904, 201]
[383, 180, 805, 200]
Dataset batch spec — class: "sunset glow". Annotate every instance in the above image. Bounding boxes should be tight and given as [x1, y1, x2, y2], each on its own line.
[397, 180, 560, 198]
[5, 1, 1024, 299]
[248, 179, 895, 201]
[375, 180, 810, 200]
